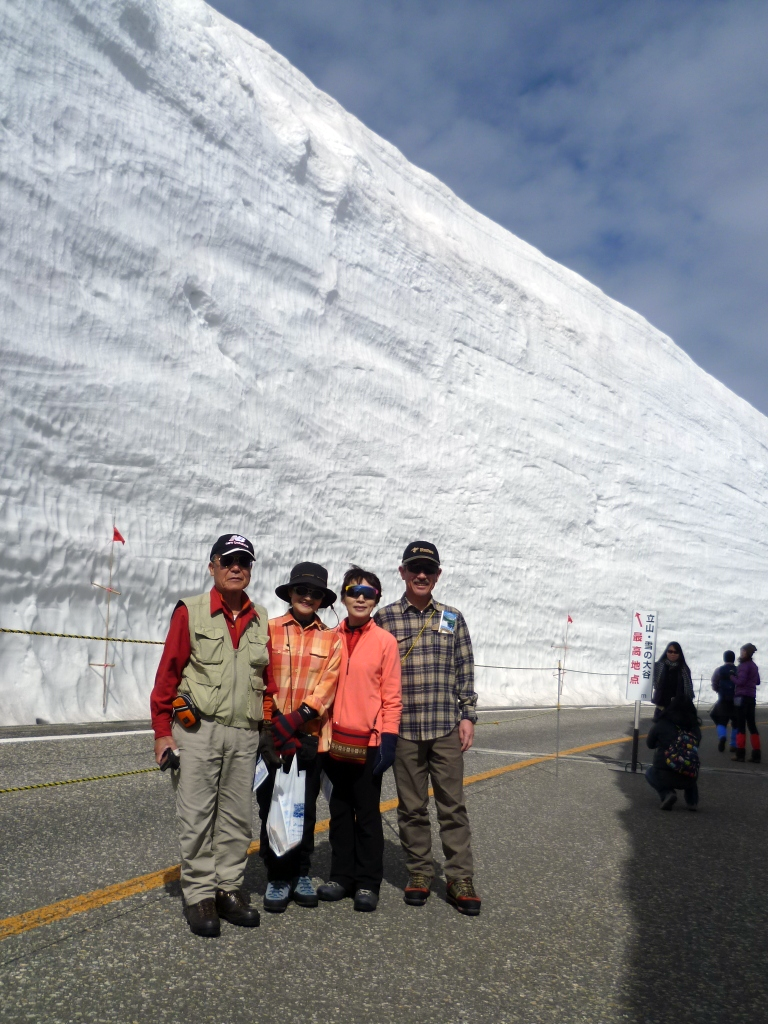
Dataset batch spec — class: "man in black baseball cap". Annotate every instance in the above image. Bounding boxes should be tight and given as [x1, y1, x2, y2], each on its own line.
[374, 540, 481, 916]
[210, 533, 256, 561]
[150, 532, 268, 937]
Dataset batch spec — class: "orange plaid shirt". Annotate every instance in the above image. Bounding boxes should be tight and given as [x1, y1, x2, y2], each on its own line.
[264, 612, 342, 753]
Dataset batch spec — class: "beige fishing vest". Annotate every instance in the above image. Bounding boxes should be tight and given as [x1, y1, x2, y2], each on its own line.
[178, 592, 269, 730]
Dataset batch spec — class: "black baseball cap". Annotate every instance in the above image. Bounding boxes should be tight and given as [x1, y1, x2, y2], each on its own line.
[401, 540, 440, 567]
[210, 534, 255, 561]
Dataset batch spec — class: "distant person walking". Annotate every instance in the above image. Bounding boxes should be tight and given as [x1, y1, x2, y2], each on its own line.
[317, 565, 402, 913]
[710, 650, 739, 753]
[374, 541, 481, 916]
[256, 562, 342, 912]
[645, 696, 702, 811]
[733, 643, 760, 763]
[150, 534, 268, 938]
[652, 641, 694, 720]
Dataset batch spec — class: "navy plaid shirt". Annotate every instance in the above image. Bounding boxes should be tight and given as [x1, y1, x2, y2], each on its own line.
[374, 594, 477, 741]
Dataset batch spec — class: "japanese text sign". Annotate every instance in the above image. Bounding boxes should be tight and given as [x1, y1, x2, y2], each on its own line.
[626, 610, 657, 702]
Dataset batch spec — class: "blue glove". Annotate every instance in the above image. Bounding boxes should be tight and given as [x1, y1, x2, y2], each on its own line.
[372, 733, 398, 776]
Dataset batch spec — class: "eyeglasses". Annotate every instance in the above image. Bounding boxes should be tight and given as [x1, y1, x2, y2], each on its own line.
[218, 553, 253, 569]
[344, 585, 379, 600]
[405, 562, 438, 575]
[292, 585, 325, 600]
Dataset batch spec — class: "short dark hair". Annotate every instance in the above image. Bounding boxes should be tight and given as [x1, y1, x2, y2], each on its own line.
[341, 564, 382, 605]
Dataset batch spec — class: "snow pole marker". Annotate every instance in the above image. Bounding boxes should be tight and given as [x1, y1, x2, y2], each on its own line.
[551, 614, 572, 778]
[89, 516, 124, 713]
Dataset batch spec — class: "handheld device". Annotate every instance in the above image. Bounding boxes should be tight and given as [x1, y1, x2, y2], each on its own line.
[159, 747, 181, 772]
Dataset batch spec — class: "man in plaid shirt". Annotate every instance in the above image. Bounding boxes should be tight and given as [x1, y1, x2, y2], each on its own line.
[374, 541, 481, 916]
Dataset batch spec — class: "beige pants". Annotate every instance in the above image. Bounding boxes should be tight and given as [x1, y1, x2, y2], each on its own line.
[172, 717, 260, 904]
[392, 726, 474, 882]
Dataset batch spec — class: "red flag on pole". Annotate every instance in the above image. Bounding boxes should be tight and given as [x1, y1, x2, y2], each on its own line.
[567, 615, 573, 623]
[113, 527, 125, 544]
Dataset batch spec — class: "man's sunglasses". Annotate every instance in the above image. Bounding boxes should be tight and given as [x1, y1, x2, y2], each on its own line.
[218, 553, 253, 569]
[292, 585, 325, 600]
[405, 562, 438, 575]
[344, 585, 379, 600]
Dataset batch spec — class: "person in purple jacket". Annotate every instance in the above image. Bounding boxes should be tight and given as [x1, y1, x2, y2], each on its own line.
[733, 643, 760, 763]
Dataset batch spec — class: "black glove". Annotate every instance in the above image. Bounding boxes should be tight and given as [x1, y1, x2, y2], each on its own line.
[297, 733, 319, 769]
[372, 733, 398, 776]
[258, 720, 282, 769]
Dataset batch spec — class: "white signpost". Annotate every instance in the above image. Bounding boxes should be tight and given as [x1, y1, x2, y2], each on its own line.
[627, 610, 657, 771]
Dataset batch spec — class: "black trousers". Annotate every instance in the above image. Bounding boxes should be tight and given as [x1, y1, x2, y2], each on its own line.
[736, 696, 759, 737]
[711, 698, 737, 728]
[256, 754, 322, 881]
[323, 748, 384, 894]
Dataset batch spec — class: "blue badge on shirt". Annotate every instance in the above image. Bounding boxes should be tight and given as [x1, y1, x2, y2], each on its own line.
[438, 610, 457, 635]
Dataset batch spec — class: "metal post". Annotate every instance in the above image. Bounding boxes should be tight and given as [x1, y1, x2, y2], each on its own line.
[555, 660, 562, 778]
[630, 699, 641, 772]
[100, 530, 115, 712]
[90, 515, 120, 713]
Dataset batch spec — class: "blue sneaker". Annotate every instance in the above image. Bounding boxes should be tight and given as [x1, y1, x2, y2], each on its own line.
[291, 875, 318, 907]
[264, 880, 291, 913]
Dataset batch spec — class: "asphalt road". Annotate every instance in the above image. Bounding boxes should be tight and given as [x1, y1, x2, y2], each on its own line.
[0, 706, 766, 1024]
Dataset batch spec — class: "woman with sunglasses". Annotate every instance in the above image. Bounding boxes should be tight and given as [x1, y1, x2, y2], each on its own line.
[256, 562, 342, 913]
[317, 565, 402, 912]
[652, 641, 693, 720]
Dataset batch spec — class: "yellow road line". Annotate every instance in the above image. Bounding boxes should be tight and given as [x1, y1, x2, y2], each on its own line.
[0, 732, 640, 942]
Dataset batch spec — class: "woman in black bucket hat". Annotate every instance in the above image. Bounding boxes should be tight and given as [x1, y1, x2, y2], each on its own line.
[274, 562, 337, 608]
[256, 561, 341, 913]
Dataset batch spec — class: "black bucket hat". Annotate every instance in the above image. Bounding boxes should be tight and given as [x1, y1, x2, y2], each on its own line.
[275, 562, 337, 608]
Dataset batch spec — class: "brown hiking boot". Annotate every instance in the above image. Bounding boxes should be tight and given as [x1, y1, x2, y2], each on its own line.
[215, 888, 261, 927]
[185, 897, 220, 938]
[447, 878, 481, 916]
[403, 873, 431, 906]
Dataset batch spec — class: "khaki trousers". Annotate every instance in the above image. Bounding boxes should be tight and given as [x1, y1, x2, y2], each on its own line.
[172, 717, 260, 904]
[393, 726, 474, 882]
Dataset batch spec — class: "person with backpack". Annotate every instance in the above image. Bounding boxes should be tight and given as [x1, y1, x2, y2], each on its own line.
[710, 650, 739, 753]
[317, 565, 402, 913]
[651, 641, 694, 720]
[645, 696, 701, 810]
[732, 643, 761, 763]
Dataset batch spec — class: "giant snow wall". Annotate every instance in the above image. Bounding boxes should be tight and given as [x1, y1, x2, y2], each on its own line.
[2, 0, 768, 724]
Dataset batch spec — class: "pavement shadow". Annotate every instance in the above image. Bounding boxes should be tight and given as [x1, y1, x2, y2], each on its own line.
[612, 727, 767, 1024]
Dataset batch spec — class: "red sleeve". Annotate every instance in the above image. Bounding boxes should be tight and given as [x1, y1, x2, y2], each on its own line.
[150, 604, 191, 739]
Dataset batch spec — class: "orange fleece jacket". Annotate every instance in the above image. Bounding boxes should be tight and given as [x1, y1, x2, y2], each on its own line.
[334, 619, 403, 745]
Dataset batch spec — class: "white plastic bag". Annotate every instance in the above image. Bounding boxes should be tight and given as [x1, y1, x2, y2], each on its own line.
[266, 756, 306, 857]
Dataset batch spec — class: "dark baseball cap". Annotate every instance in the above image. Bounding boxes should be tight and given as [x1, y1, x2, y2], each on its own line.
[210, 534, 255, 560]
[401, 540, 440, 567]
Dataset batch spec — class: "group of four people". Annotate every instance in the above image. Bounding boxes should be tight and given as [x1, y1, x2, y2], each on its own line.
[150, 534, 482, 937]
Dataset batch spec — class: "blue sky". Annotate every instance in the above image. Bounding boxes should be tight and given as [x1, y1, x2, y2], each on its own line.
[211, 0, 768, 416]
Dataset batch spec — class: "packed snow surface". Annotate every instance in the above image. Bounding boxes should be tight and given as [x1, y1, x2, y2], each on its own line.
[2, 0, 768, 724]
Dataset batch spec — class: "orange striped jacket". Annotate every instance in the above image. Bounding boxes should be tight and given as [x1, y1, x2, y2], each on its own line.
[264, 612, 342, 753]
